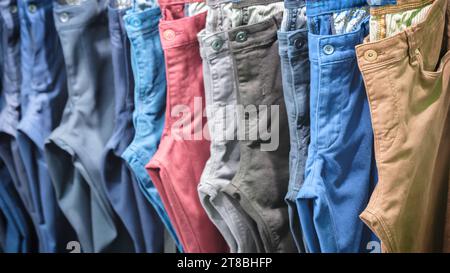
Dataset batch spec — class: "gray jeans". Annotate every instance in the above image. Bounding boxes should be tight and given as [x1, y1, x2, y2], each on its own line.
[218, 11, 295, 253]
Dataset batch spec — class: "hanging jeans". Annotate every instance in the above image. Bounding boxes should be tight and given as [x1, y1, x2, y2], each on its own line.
[121, 4, 180, 252]
[45, 0, 133, 253]
[357, 0, 450, 252]
[220, 10, 296, 253]
[146, 0, 229, 253]
[198, 0, 284, 253]
[296, 0, 378, 253]
[15, 0, 76, 253]
[277, 0, 309, 253]
[99, 3, 165, 253]
[0, 0, 38, 249]
[0, 163, 35, 252]
[0, 0, 31, 218]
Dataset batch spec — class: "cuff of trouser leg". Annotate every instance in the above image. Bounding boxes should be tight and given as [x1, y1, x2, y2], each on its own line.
[159, 11, 207, 49]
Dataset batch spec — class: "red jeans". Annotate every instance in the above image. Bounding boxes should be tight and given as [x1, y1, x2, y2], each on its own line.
[146, 0, 228, 253]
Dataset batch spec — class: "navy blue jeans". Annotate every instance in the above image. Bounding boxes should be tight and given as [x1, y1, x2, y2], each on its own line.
[0, 0, 37, 253]
[15, 0, 76, 252]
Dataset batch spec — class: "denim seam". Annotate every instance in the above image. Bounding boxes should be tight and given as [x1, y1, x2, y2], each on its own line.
[152, 156, 203, 251]
[286, 55, 302, 193]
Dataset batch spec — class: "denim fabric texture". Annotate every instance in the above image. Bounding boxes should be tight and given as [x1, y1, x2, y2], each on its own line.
[296, 0, 379, 253]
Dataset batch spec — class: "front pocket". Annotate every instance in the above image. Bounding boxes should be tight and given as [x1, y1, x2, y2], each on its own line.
[362, 63, 401, 154]
[316, 59, 353, 149]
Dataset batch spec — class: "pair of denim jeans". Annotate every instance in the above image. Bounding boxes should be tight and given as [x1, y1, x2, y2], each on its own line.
[99, 2, 166, 253]
[15, 0, 76, 252]
[295, 0, 379, 253]
[45, 0, 133, 253]
[198, 0, 287, 253]
[146, 0, 229, 253]
[0, 0, 37, 253]
[278, 0, 309, 253]
[121, 2, 180, 252]
[0, 162, 36, 252]
[219, 9, 295, 253]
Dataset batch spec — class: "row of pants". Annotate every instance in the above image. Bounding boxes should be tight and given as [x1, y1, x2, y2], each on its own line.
[0, 0, 449, 253]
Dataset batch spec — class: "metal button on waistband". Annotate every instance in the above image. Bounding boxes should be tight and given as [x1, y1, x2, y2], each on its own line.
[364, 49, 378, 62]
[323, 44, 334, 55]
[59, 12, 70, 23]
[235, 31, 248, 43]
[131, 17, 141, 27]
[28, 4, 37, 13]
[294, 38, 303, 49]
[10, 5, 18, 14]
[211, 39, 223, 51]
[163, 29, 176, 41]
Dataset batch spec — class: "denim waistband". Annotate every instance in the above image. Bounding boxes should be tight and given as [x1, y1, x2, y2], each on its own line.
[53, 0, 109, 30]
[306, 0, 368, 16]
[357, 0, 447, 70]
[277, 28, 308, 56]
[308, 17, 369, 63]
[284, 0, 306, 9]
[159, 11, 207, 49]
[228, 12, 282, 52]
[198, 30, 231, 59]
[366, 0, 397, 6]
[124, 6, 161, 38]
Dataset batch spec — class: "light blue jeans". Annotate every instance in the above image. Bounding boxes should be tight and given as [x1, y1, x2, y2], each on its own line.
[122, 5, 182, 252]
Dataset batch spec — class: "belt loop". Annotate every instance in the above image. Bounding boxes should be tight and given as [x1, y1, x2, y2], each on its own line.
[406, 28, 418, 65]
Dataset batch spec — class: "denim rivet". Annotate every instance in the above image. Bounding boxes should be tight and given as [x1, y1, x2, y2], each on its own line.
[131, 18, 141, 27]
[28, 4, 37, 13]
[210, 39, 223, 51]
[60, 12, 70, 23]
[323, 44, 334, 55]
[294, 39, 303, 49]
[10, 5, 18, 14]
[364, 49, 378, 62]
[163, 29, 176, 41]
[235, 31, 248, 43]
